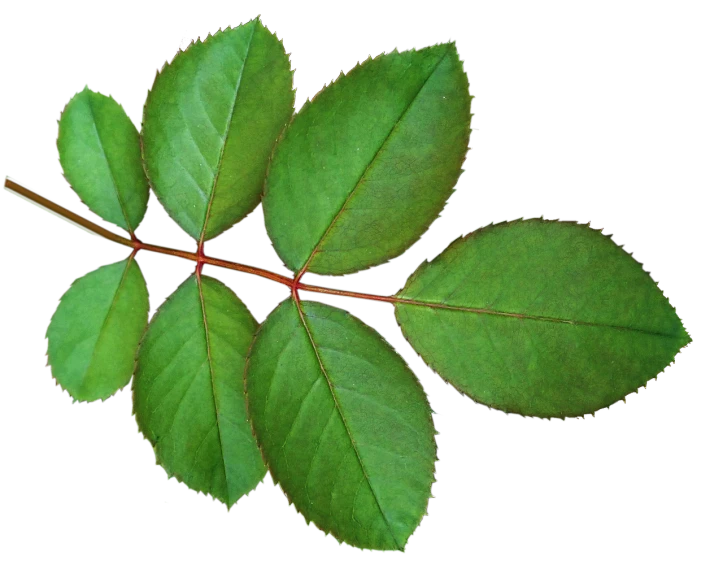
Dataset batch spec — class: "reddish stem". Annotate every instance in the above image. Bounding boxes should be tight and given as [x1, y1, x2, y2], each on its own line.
[4, 178, 404, 303]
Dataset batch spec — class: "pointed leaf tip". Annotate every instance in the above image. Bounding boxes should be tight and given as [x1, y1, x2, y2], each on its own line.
[264, 43, 472, 276]
[245, 299, 436, 550]
[134, 275, 266, 506]
[395, 219, 689, 418]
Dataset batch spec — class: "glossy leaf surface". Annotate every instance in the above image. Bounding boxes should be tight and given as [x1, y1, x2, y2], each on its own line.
[264, 44, 471, 275]
[47, 256, 149, 401]
[395, 219, 691, 418]
[58, 88, 149, 232]
[134, 274, 265, 507]
[245, 299, 436, 550]
[142, 18, 294, 242]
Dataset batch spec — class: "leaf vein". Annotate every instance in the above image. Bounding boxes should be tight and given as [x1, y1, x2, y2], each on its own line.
[297, 47, 452, 276]
[86, 97, 134, 232]
[331, 383, 423, 439]
[260, 337, 298, 428]
[188, 422, 218, 479]
[300, 407, 336, 507]
[141, 330, 201, 403]
[294, 299, 401, 549]
[280, 377, 323, 450]
[198, 20, 258, 244]
[397, 298, 681, 338]
[197, 274, 232, 502]
[78, 257, 135, 384]
[163, 359, 208, 463]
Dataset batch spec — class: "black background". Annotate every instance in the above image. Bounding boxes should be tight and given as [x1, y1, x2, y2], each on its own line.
[0, 17, 720, 559]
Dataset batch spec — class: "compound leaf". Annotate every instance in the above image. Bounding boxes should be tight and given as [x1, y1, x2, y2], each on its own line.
[58, 88, 149, 232]
[395, 219, 691, 418]
[245, 299, 436, 550]
[133, 274, 265, 507]
[142, 18, 294, 242]
[47, 255, 149, 402]
[264, 44, 471, 276]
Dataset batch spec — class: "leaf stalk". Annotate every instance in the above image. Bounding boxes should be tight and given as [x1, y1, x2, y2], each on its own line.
[4, 177, 401, 304]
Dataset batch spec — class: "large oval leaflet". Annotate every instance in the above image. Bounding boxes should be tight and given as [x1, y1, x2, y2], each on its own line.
[264, 43, 472, 275]
[142, 18, 294, 242]
[395, 219, 691, 418]
[245, 299, 437, 550]
[58, 88, 149, 233]
[133, 274, 266, 507]
[47, 256, 149, 402]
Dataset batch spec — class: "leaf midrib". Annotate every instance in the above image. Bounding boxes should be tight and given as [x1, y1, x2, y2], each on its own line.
[293, 299, 402, 550]
[395, 296, 684, 339]
[196, 274, 232, 504]
[198, 19, 258, 244]
[297, 46, 452, 276]
[86, 96, 134, 233]
[77, 257, 135, 390]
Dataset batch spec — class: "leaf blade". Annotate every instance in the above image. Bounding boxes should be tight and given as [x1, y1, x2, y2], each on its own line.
[264, 44, 471, 275]
[46, 256, 149, 402]
[142, 18, 294, 242]
[57, 88, 149, 232]
[133, 274, 265, 506]
[395, 219, 691, 418]
[245, 299, 436, 550]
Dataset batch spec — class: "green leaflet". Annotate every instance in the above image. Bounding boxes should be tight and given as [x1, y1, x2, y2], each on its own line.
[395, 219, 691, 418]
[264, 44, 471, 276]
[46, 256, 149, 402]
[133, 274, 266, 507]
[245, 299, 436, 550]
[58, 88, 149, 232]
[142, 18, 294, 242]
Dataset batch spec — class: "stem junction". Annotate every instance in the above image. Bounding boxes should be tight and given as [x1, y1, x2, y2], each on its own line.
[4, 177, 403, 305]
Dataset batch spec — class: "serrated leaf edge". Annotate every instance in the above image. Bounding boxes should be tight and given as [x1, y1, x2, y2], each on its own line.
[393, 217, 692, 420]
[243, 298, 439, 551]
[43, 258, 150, 405]
[131, 272, 266, 509]
[262, 42, 473, 277]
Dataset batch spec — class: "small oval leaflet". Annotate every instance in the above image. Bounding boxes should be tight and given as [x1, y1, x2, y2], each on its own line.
[264, 43, 472, 276]
[142, 18, 294, 242]
[395, 219, 691, 418]
[58, 88, 149, 232]
[47, 256, 149, 402]
[245, 299, 437, 550]
[134, 274, 266, 507]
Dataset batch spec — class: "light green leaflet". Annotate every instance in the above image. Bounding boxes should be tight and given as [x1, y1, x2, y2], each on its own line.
[264, 44, 471, 276]
[142, 18, 294, 242]
[395, 219, 691, 418]
[47, 256, 149, 402]
[133, 274, 266, 507]
[58, 88, 149, 232]
[245, 299, 436, 550]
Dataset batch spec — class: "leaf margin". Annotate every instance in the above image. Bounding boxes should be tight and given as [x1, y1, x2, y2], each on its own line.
[57, 87, 150, 233]
[262, 42, 472, 277]
[243, 297, 438, 550]
[45, 253, 150, 403]
[394, 217, 692, 419]
[132, 272, 266, 508]
[140, 16, 296, 243]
